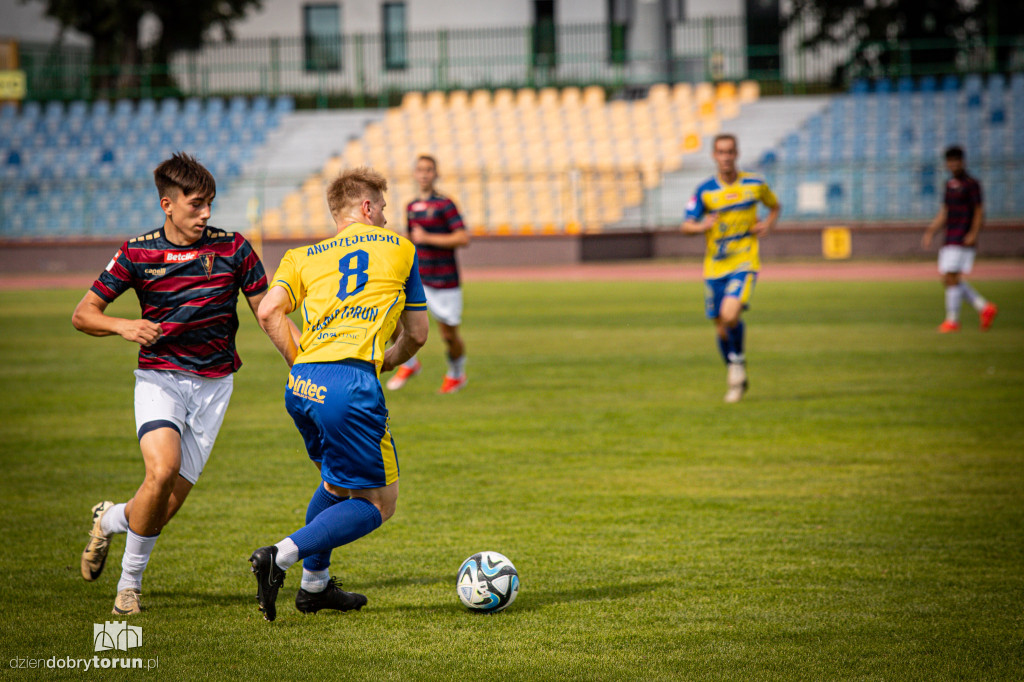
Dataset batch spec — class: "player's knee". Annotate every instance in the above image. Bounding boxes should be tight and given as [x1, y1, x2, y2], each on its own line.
[145, 463, 180, 492]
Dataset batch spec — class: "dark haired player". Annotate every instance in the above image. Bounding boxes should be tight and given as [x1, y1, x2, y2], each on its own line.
[73, 152, 268, 614]
[387, 154, 470, 394]
[921, 146, 997, 332]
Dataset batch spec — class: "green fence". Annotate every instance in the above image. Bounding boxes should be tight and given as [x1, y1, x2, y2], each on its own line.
[17, 21, 1024, 105]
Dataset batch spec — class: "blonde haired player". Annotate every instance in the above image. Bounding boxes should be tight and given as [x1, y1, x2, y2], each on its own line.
[682, 134, 780, 403]
[249, 167, 428, 621]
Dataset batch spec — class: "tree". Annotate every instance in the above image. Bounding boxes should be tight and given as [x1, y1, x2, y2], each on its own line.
[28, 0, 262, 95]
[783, 0, 1024, 84]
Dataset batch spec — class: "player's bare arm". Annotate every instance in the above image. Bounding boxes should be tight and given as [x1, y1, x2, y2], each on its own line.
[963, 204, 984, 247]
[72, 290, 163, 346]
[681, 212, 717, 235]
[410, 225, 470, 248]
[922, 206, 947, 248]
[752, 203, 781, 236]
[382, 309, 429, 373]
[256, 285, 300, 367]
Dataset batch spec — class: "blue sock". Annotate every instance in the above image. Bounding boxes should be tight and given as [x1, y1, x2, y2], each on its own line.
[290, 497, 383, 561]
[303, 484, 345, 571]
[727, 320, 745, 363]
[717, 334, 730, 365]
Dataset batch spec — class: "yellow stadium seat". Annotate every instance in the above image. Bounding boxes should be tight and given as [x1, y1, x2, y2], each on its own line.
[694, 82, 714, 103]
[261, 208, 284, 238]
[448, 90, 469, 111]
[682, 132, 701, 153]
[716, 81, 737, 101]
[425, 90, 447, 110]
[470, 89, 492, 110]
[561, 86, 582, 109]
[493, 88, 515, 109]
[582, 85, 605, 107]
[538, 87, 559, 109]
[671, 83, 693, 104]
[402, 91, 424, 111]
[739, 80, 760, 103]
[648, 83, 670, 102]
[516, 88, 537, 109]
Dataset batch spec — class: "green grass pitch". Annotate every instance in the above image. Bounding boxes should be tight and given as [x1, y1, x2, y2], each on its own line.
[1, 275, 1022, 680]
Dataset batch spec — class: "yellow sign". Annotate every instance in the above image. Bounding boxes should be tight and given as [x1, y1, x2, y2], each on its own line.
[822, 227, 852, 260]
[0, 70, 26, 100]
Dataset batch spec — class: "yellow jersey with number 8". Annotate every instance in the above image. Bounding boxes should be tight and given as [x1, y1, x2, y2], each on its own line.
[270, 223, 427, 372]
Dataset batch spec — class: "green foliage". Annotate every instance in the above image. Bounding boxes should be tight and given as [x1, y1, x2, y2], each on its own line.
[784, 0, 1024, 81]
[1, 278, 1023, 680]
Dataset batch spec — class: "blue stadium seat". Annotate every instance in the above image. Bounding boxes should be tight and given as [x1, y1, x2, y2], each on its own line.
[113, 99, 134, 117]
[274, 95, 295, 114]
[183, 98, 202, 116]
[159, 98, 179, 117]
[0, 102, 16, 119]
[206, 97, 226, 116]
[252, 96, 270, 113]
[897, 76, 914, 93]
[850, 79, 869, 95]
[919, 75, 937, 92]
[229, 96, 248, 115]
[22, 101, 42, 119]
[137, 99, 157, 118]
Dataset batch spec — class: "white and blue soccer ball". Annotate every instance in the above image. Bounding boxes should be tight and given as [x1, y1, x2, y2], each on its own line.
[456, 551, 519, 613]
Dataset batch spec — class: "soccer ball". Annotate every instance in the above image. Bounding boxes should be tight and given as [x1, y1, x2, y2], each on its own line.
[456, 551, 519, 613]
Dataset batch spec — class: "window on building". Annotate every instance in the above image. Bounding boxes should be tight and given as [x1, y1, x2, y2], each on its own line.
[608, 0, 630, 66]
[383, 2, 407, 70]
[532, 0, 556, 68]
[304, 4, 342, 72]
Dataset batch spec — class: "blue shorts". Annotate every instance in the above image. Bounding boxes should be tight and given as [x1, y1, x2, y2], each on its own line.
[704, 272, 757, 319]
[285, 360, 399, 490]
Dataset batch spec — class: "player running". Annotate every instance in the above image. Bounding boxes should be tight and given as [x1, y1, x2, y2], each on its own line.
[682, 133, 780, 403]
[249, 167, 428, 622]
[386, 154, 470, 394]
[73, 152, 268, 614]
[921, 145, 997, 332]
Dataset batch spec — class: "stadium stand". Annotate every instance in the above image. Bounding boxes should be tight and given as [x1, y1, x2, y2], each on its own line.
[259, 81, 758, 237]
[756, 73, 1024, 220]
[0, 95, 293, 238]
[2, 74, 1021, 240]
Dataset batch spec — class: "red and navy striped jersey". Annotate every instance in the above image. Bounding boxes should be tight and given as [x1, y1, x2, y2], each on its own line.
[406, 192, 465, 289]
[90, 226, 268, 378]
[943, 173, 983, 246]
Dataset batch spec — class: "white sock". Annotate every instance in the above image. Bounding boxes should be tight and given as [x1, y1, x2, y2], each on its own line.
[100, 503, 129, 535]
[301, 568, 330, 593]
[958, 281, 986, 311]
[944, 286, 962, 323]
[117, 530, 159, 592]
[274, 537, 300, 571]
[401, 356, 419, 369]
[446, 354, 466, 379]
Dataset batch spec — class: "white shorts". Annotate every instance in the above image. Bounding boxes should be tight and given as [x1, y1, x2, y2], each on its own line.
[134, 369, 234, 485]
[424, 285, 463, 326]
[938, 245, 975, 275]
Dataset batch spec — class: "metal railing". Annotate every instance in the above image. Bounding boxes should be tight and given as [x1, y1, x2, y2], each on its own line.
[15, 22, 1024, 105]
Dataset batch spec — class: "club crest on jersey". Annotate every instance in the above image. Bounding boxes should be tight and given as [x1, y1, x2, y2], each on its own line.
[410, 201, 428, 212]
[164, 251, 198, 263]
[200, 254, 215, 279]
